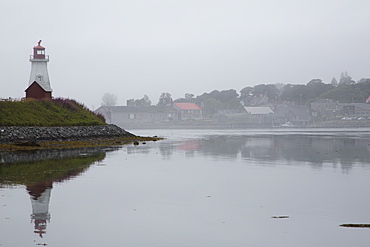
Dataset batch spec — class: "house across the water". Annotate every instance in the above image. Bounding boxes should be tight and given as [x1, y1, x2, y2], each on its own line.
[95, 102, 203, 127]
[172, 103, 203, 120]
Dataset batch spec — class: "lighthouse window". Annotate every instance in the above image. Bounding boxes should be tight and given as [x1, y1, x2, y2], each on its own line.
[36, 75, 43, 82]
[37, 50, 45, 55]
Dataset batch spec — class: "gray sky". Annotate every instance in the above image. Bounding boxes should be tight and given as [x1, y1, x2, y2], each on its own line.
[1, 0, 370, 109]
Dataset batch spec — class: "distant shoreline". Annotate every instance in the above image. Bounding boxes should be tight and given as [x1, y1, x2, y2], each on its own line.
[118, 121, 370, 130]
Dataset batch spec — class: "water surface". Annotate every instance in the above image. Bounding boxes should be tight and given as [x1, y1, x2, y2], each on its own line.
[1, 128, 370, 246]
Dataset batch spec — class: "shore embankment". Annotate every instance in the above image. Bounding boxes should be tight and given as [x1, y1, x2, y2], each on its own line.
[0, 124, 161, 151]
[0, 124, 134, 143]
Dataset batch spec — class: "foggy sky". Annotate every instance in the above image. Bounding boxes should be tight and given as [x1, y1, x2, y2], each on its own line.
[1, 0, 370, 109]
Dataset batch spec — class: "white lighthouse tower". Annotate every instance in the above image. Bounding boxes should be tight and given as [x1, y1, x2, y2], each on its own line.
[25, 40, 52, 99]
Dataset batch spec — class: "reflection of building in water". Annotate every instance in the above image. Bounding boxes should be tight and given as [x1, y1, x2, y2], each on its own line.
[0, 147, 108, 239]
[177, 140, 201, 151]
[27, 182, 52, 238]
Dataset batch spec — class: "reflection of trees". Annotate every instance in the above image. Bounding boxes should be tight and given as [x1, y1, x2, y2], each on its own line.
[121, 134, 370, 169]
[0, 147, 108, 238]
[264, 136, 369, 171]
[196, 135, 370, 171]
[125, 142, 174, 158]
[159, 142, 174, 159]
[201, 136, 246, 159]
[127, 145, 151, 155]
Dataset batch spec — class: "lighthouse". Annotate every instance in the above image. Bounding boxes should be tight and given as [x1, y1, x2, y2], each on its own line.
[25, 40, 52, 99]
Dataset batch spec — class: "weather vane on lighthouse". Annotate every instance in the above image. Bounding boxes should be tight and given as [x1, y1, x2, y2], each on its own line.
[25, 40, 52, 99]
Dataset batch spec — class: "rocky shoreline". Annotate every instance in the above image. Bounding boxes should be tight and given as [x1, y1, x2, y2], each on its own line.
[0, 124, 135, 144]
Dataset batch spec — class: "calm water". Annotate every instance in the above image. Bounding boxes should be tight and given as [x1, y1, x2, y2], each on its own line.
[1, 128, 370, 247]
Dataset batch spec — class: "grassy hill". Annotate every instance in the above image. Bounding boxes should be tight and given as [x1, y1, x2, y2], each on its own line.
[0, 98, 106, 126]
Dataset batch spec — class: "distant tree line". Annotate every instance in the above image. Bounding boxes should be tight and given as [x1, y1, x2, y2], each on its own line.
[101, 72, 370, 117]
[127, 95, 151, 106]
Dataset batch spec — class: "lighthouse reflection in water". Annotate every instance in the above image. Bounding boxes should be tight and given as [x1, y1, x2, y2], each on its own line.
[0, 147, 108, 239]
[27, 182, 52, 237]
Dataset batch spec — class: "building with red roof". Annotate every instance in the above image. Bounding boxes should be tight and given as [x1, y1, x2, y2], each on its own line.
[172, 103, 202, 120]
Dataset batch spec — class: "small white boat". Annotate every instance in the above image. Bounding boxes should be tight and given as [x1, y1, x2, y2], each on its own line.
[280, 122, 296, 127]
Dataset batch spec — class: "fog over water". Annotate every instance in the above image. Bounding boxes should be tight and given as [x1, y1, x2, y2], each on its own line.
[1, 129, 370, 246]
[1, 1, 370, 108]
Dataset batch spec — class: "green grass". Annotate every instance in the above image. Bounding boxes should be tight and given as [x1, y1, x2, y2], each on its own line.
[0, 98, 106, 126]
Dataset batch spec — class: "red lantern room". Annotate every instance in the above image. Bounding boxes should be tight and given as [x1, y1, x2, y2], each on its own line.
[33, 40, 46, 59]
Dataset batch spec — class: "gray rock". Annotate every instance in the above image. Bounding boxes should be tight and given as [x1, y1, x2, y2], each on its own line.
[0, 124, 134, 143]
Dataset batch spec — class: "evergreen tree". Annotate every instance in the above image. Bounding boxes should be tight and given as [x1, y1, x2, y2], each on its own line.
[339, 71, 355, 85]
[157, 92, 172, 106]
[330, 77, 338, 87]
